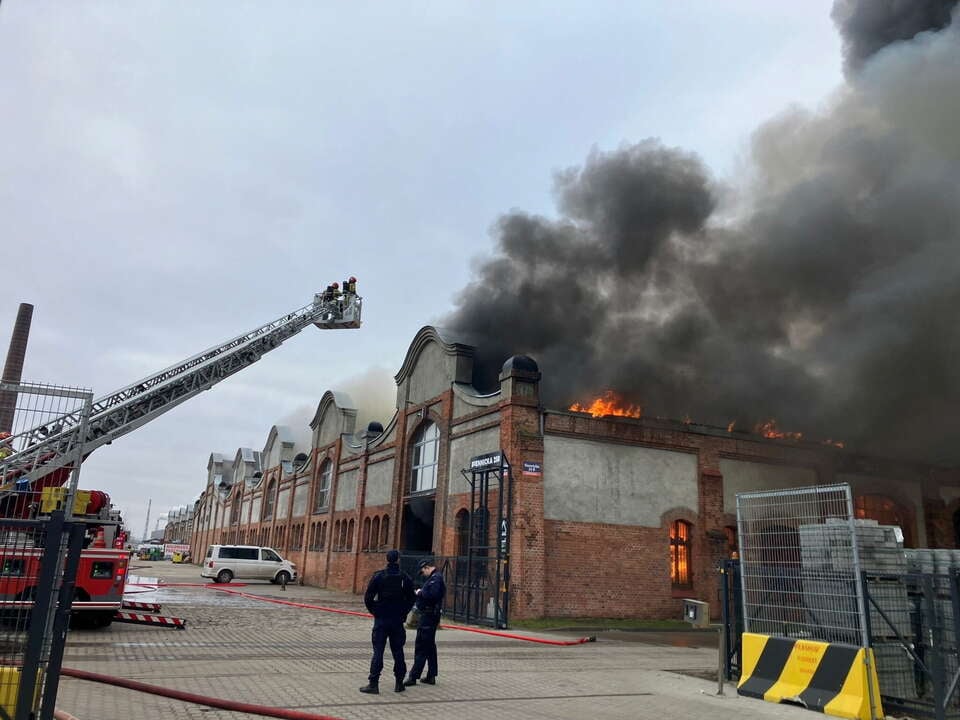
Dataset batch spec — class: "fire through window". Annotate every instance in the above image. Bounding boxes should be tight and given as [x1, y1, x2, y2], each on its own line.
[670, 520, 691, 588]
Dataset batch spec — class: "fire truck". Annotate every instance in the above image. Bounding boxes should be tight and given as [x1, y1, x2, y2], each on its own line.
[0, 286, 362, 627]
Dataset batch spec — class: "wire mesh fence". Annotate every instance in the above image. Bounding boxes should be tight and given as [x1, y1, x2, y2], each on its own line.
[0, 514, 84, 720]
[736, 484, 870, 645]
[0, 382, 94, 719]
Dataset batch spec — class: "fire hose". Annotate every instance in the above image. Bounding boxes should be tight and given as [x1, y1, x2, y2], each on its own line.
[59, 667, 346, 720]
[58, 581, 594, 719]
[207, 586, 597, 646]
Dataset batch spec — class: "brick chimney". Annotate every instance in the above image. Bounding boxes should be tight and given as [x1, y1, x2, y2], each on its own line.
[0, 303, 34, 433]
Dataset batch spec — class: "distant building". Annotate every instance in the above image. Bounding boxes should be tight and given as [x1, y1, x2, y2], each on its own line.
[188, 326, 960, 620]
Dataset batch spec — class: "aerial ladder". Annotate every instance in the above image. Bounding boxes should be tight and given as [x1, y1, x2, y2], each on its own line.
[0, 287, 362, 509]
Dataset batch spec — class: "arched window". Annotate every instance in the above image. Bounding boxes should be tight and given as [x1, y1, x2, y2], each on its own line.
[670, 520, 692, 588]
[230, 488, 242, 525]
[855, 494, 912, 547]
[362, 517, 371, 551]
[347, 519, 355, 551]
[409, 421, 440, 493]
[724, 526, 738, 558]
[332, 520, 340, 550]
[455, 509, 470, 557]
[263, 479, 277, 521]
[314, 460, 332, 512]
[381, 515, 390, 547]
[371, 516, 380, 551]
[320, 521, 327, 550]
[339, 520, 347, 550]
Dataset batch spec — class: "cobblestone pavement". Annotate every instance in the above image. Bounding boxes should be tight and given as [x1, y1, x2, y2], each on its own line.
[53, 561, 814, 720]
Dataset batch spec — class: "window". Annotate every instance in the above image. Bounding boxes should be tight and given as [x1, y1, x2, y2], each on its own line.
[320, 521, 327, 550]
[724, 526, 738, 558]
[381, 515, 389, 547]
[262, 549, 281, 562]
[455, 509, 470, 557]
[371, 516, 381, 551]
[409, 421, 440, 493]
[0, 559, 24, 577]
[347, 519, 355, 551]
[314, 460, 332, 512]
[90, 562, 114, 579]
[263, 479, 277, 521]
[670, 520, 692, 588]
[230, 493, 242, 525]
[362, 518, 371, 551]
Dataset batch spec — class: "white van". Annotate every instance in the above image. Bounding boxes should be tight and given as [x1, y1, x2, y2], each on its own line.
[201, 545, 297, 585]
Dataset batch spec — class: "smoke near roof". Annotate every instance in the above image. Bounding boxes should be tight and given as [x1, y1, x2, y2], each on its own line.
[446, 6, 960, 463]
[832, 0, 958, 74]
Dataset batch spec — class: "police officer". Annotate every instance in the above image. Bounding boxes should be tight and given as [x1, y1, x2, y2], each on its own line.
[360, 549, 416, 694]
[404, 558, 446, 687]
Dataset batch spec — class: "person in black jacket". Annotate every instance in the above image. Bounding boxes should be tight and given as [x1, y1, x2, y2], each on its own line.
[359, 549, 416, 694]
[404, 558, 446, 687]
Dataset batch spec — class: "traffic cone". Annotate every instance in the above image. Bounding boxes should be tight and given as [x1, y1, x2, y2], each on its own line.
[92, 527, 106, 548]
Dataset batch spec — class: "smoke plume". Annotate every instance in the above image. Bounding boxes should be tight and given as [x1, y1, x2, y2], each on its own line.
[832, 0, 958, 74]
[446, 5, 960, 463]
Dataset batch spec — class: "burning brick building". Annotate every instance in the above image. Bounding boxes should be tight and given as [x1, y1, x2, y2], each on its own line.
[190, 325, 960, 621]
[192, 1, 960, 620]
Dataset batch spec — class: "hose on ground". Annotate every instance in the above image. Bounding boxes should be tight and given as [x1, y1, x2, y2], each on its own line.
[60, 667, 346, 720]
[209, 586, 596, 645]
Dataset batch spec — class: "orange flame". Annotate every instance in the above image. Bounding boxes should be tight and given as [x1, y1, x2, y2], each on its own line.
[823, 439, 846, 449]
[569, 390, 642, 419]
[727, 420, 736, 433]
[754, 419, 803, 441]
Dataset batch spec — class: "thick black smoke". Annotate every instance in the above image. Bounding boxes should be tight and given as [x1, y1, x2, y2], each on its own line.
[832, 0, 958, 73]
[446, 8, 960, 463]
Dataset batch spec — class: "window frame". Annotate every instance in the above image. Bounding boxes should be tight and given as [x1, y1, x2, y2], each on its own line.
[669, 520, 693, 589]
[409, 421, 440, 494]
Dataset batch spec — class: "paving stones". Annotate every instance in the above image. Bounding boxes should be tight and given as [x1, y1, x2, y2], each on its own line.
[53, 562, 815, 720]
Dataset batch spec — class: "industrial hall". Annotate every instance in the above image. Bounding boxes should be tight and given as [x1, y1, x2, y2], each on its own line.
[189, 325, 960, 622]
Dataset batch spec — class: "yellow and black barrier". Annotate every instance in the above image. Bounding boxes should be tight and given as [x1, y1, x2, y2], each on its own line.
[738, 632, 883, 720]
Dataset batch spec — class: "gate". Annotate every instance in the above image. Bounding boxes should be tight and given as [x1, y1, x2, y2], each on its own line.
[444, 451, 512, 628]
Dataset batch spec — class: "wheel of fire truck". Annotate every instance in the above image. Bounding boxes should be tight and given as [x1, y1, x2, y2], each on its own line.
[68, 589, 113, 629]
[273, 571, 291, 586]
[216, 569, 233, 584]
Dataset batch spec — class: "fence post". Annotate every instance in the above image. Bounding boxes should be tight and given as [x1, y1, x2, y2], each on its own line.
[16, 511, 65, 720]
[37, 521, 85, 720]
[922, 574, 947, 720]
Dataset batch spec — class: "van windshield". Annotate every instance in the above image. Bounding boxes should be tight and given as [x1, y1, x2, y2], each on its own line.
[262, 549, 281, 562]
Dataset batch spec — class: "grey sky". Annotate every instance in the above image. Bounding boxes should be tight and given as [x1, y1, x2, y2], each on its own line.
[1, 2, 842, 539]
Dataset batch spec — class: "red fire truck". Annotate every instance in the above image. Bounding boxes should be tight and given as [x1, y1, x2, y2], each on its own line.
[0, 288, 362, 628]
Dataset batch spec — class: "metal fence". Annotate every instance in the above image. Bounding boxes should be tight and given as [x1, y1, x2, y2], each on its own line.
[0, 382, 93, 719]
[0, 514, 84, 720]
[736, 483, 870, 645]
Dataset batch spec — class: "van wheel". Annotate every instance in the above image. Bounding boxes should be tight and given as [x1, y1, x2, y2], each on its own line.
[216, 569, 233, 584]
[276, 571, 291, 586]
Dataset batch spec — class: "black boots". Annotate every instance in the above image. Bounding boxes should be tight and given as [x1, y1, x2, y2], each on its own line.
[403, 675, 436, 687]
[360, 679, 406, 693]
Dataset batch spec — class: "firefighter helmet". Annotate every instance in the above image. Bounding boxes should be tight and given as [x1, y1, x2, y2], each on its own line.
[0, 432, 11, 440]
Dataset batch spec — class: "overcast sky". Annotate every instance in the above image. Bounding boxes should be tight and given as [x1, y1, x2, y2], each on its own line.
[1, 2, 843, 540]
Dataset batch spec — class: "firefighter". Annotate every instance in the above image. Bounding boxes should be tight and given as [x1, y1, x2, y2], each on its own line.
[0, 432, 13, 460]
[404, 558, 446, 687]
[359, 549, 416, 694]
[347, 276, 357, 294]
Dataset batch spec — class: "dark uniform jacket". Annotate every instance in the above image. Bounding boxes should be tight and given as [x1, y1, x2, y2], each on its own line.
[364, 565, 416, 624]
[414, 570, 446, 628]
